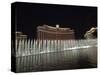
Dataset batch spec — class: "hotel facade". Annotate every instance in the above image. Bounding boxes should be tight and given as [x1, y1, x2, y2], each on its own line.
[37, 25, 75, 40]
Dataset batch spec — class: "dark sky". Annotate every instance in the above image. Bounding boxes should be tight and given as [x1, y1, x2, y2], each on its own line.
[13, 2, 97, 39]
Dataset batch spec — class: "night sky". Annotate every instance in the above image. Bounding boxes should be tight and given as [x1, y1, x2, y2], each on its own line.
[14, 2, 97, 39]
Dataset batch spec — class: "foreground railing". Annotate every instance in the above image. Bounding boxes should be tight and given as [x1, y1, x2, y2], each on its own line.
[12, 39, 97, 72]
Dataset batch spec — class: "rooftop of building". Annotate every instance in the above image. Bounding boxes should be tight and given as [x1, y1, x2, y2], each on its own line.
[37, 25, 74, 33]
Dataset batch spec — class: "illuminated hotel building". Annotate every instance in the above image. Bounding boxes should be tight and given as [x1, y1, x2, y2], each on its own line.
[37, 25, 75, 40]
[16, 32, 27, 40]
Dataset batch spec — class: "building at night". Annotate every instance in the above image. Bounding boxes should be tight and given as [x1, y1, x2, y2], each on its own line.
[37, 25, 75, 40]
[84, 27, 97, 39]
[16, 32, 27, 40]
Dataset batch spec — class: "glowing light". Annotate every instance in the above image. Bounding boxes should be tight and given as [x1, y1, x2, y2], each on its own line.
[56, 24, 59, 28]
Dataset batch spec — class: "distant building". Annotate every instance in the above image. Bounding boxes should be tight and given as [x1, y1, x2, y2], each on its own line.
[37, 25, 75, 40]
[84, 27, 97, 39]
[16, 32, 27, 40]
